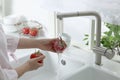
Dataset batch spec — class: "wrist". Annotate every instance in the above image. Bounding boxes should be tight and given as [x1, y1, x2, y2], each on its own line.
[24, 61, 31, 72]
[15, 62, 30, 78]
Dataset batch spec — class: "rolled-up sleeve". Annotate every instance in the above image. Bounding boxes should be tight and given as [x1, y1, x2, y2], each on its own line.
[0, 66, 18, 80]
[6, 35, 19, 53]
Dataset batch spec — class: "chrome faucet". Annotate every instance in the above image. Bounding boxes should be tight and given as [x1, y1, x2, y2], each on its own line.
[56, 11, 115, 65]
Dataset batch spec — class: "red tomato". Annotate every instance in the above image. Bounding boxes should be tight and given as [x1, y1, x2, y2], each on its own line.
[52, 39, 67, 53]
[30, 50, 43, 63]
[22, 27, 30, 34]
[29, 28, 38, 36]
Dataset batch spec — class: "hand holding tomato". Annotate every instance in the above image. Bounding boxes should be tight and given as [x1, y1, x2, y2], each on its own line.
[51, 38, 67, 53]
[24, 52, 45, 71]
[30, 50, 44, 63]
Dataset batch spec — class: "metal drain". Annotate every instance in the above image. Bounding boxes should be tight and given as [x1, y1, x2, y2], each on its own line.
[61, 59, 66, 65]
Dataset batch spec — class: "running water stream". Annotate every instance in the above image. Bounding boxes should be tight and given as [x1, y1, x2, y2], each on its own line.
[55, 33, 71, 80]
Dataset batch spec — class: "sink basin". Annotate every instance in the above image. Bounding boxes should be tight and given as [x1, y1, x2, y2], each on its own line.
[65, 65, 120, 80]
[58, 55, 85, 80]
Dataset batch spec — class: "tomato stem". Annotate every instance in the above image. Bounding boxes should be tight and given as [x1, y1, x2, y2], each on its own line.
[36, 50, 40, 54]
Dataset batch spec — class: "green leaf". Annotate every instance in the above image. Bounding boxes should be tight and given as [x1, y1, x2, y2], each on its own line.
[84, 34, 89, 37]
[85, 41, 89, 45]
[83, 38, 88, 41]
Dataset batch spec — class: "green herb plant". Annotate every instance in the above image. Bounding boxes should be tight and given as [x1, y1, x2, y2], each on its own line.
[83, 22, 120, 55]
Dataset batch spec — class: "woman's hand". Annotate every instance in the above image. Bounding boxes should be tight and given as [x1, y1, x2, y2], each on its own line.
[37, 38, 67, 53]
[27, 55, 45, 71]
[15, 55, 45, 78]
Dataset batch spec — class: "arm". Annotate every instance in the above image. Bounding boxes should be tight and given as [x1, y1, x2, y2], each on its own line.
[0, 55, 45, 79]
[6, 35, 57, 52]
[7, 35, 66, 52]
[17, 38, 58, 52]
[17, 38, 42, 49]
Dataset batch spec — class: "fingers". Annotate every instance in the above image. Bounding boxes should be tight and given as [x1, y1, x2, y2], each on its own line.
[27, 55, 45, 71]
[35, 55, 45, 68]
[34, 55, 45, 61]
[51, 38, 67, 53]
[37, 62, 43, 67]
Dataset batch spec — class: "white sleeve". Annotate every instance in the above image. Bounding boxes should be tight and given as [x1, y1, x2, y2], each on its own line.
[0, 66, 18, 80]
[6, 35, 19, 53]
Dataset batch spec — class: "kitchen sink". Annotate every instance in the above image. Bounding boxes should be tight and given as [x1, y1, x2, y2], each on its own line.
[58, 55, 85, 80]
[65, 65, 120, 80]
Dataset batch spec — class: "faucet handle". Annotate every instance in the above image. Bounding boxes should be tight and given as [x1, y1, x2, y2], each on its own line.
[92, 47, 115, 59]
